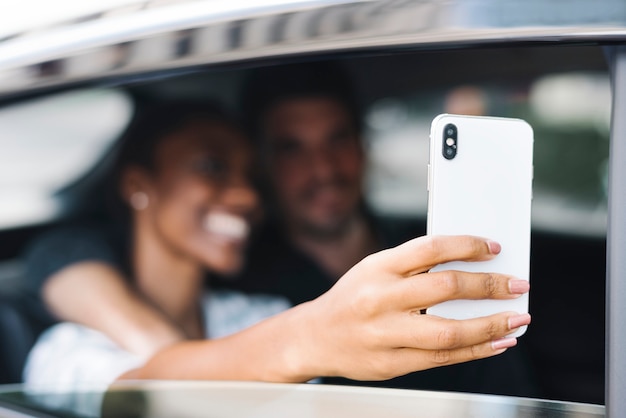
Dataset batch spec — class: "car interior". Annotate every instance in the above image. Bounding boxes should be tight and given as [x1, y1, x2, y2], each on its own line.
[0, 43, 608, 405]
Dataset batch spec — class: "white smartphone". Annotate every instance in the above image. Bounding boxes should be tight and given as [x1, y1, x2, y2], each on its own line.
[426, 114, 533, 337]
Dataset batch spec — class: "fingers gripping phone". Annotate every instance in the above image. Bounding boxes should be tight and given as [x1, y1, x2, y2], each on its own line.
[426, 114, 533, 337]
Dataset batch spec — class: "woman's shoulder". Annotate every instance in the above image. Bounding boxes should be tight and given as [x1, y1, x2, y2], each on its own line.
[23, 322, 144, 391]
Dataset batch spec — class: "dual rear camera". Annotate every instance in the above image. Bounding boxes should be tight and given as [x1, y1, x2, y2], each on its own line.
[442, 123, 457, 160]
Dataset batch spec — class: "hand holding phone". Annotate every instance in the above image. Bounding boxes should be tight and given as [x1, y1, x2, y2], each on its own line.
[426, 114, 533, 337]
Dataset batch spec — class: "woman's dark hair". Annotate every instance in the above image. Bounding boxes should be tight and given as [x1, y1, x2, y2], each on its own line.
[115, 100, 235, 173]
[108, 100, 237, 221]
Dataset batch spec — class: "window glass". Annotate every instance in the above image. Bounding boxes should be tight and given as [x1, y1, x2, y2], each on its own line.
[0, 88, 133, 228]
[363, 72, 610, 237]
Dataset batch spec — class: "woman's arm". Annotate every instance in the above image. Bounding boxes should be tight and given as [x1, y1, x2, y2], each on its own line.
[120, 235, 531, 382]
[43, 263, 184, 357]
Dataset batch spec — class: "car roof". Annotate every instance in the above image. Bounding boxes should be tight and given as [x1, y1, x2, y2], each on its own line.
[0, 0, 626, 98]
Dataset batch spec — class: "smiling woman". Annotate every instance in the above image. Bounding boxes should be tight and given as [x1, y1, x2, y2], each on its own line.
[114, 103, 258, 275]
[21, 102, 266, 351]
[22, 101, 291, 386]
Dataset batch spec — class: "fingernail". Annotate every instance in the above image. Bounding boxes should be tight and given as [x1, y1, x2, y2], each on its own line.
[509, 279, 530, 294]
[492, 337, 517, 350]
[508, 313, 531, 330]
[487, 240, 501, 254]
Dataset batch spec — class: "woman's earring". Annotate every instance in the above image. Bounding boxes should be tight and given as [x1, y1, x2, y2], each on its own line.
[130, 192, 149, 211]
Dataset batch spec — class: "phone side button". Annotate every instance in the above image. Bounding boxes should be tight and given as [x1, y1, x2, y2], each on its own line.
[427, 164, 431, 191]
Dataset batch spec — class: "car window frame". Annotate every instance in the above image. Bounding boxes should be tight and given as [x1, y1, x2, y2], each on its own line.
[1, 1, 625, 414]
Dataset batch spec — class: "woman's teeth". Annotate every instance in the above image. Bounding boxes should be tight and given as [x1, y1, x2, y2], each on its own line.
[203, 213, 249, 241]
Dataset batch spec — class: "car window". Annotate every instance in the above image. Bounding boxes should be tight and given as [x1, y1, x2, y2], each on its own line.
[0, 88, 132, 228]
[0, 43, 609, 406]
[363, 70, 609, 237]
[125, 47, 610, 238]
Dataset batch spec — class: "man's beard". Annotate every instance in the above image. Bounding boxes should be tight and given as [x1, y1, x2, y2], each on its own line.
[292, 210, 357, 242]
[291, 176, 361, 240]
[276, 174, 362, 241]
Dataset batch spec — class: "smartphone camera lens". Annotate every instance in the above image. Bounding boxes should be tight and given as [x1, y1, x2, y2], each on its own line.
[443, 123, 457, 160]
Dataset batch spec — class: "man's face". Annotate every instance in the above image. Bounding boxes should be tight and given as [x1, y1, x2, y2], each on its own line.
[263, 97, 364, 238]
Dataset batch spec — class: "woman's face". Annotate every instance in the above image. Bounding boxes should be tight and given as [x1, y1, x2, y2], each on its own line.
[132, 118, 258, 275]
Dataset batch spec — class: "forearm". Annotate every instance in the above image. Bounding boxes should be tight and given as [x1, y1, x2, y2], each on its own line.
[43, 262, 184, 356]
[119, 301, 320, 382]
[97, 287, 185, 357]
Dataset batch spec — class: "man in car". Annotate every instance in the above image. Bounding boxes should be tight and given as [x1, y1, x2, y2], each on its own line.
[227, 61, 537, 396]
[228, 61, 420, 306]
